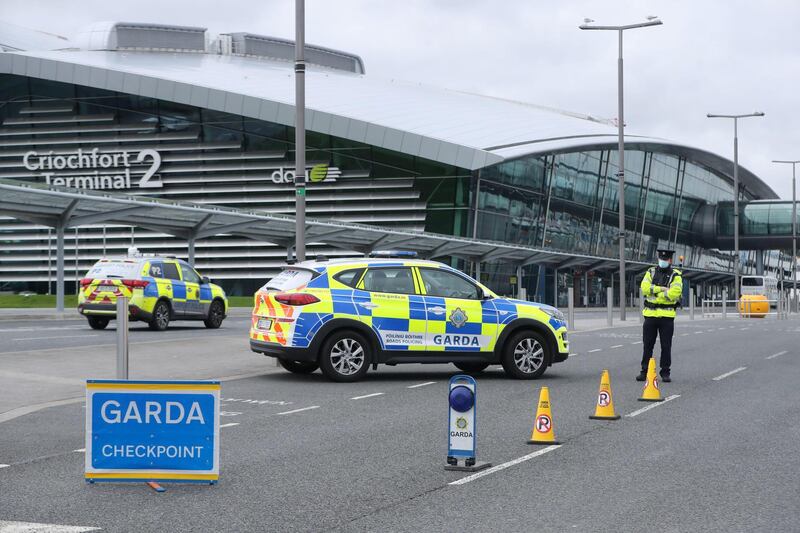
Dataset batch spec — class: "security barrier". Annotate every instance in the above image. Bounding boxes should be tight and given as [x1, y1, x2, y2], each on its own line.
[701, 294, 791, 319]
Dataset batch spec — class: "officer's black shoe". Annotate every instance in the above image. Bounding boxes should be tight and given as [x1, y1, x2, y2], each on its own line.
[660, 372, 671, 383]
[636, 370, 647, 382]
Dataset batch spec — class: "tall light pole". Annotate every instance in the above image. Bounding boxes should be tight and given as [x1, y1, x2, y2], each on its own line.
[580, 16, 663, 321]
[707, 112, 764, 299]
[294, 0, 306, 261]
[772, 159, 799, 310]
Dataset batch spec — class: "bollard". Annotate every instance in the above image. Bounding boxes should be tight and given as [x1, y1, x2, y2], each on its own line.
[606, 286, 613, 327]
[722, 289, 727, 319]
[638, 288, 643, 323]
[445, 375, 490, 472]
[567, 287, 575, 330]
[690, 288, 695, 320]
[116, 296, 129, 380]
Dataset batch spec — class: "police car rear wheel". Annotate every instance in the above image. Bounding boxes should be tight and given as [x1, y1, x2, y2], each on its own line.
[502, 331, 549, 379]
[319, 331, 370, 382]
[148, 301, 170, 331]
[453, 362, 490, 373]
[87, 316, 109, 330]
[278, 359, 319, 374]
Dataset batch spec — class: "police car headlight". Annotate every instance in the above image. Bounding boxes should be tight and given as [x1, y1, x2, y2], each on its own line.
[542, 307, 566, 323]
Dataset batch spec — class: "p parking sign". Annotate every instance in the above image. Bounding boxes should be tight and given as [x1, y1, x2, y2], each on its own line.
[85, 380, 220, 484]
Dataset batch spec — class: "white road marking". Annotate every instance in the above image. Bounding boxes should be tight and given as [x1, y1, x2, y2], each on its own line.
[626, 394, 681, 417]
[631, 341, 642, 345]
[350, 392, 385, 400]
[718, 327, 726, 331]
[766, 350, 788, 360]
[277, 406, 319, 415]
[588, 348, 602, 353]
[72, 448, 85, 453]
[449, 445, 561, 486]
[680, 333, 689, 337]
[712, 367, 747, 381]
[220, 422, 240, 428]
[0, 464, 9, 469]
[219, 411, 242, 417]
[12, 334, 98, 341]
[741, 327, 750, 331]
[0, 521, 99, 532]
[568, 352, 578, 357]
[610, 344, 624, 349]
[0, 326, 84, 333]
[407, 381, 436, 389]
[694, 331, 703, 334]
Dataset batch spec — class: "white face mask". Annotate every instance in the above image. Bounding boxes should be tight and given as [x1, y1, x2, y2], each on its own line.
[658, 259, 670, 268]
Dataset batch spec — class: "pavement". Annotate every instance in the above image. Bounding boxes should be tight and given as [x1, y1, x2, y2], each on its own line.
[0, 314, 798, 531]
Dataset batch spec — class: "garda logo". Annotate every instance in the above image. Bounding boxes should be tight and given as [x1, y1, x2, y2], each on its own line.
[449, 307, 468, 328]
[456, 417, 468, 430]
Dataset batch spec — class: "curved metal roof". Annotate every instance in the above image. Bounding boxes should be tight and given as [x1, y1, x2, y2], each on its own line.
[0, 44, 777, 198]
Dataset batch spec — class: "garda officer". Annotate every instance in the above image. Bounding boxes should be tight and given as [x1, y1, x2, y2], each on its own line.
[637, 249, 683, 383]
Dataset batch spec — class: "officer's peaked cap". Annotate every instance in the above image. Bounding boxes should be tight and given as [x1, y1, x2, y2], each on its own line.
[656, 249, 675, 260]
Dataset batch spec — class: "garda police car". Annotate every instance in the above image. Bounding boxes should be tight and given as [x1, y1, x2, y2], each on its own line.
[249, 252, 569, 382]
[78, 249, 228, 331]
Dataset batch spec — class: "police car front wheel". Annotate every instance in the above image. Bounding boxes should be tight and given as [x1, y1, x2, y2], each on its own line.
[502, 331, 549, 379]
[319, 331, 371, 382]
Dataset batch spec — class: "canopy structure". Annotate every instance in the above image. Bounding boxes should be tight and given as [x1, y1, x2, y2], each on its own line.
[0, 180, 732, 311]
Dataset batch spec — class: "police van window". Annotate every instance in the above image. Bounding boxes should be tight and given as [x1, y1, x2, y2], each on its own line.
[362, 268, 415, 294]
[148, 262, 164, 278]
[180, 264, 201, 284]
[86, 260, 140, 279]
[419, 268, 480, 299]
[333, 268, 364, 288]
[266, 268, 316, 291]
[161, 262, 181, 281]
[741, 277, 761, 287]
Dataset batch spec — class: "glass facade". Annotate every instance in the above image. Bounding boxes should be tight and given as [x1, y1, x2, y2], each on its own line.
[0, 73, 793, 302]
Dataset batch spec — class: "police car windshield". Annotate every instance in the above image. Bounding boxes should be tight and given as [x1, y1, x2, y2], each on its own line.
[266, 268, 315, 290]
[741, 277, 763, 287]
[86, 261, 140, 279]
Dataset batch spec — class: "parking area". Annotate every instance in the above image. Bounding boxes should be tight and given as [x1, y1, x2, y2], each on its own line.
[1, 316, 798, 531]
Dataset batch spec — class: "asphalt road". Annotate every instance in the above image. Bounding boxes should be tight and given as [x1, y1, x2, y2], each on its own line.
[0, 317, 798, 532]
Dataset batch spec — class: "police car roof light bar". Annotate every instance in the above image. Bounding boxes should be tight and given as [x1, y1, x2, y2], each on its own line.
[368, 250, 418, 258]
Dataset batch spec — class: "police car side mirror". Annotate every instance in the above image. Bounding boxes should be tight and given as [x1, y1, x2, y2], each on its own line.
[201, 276, 211, 285]
[481, 290, 493, 300]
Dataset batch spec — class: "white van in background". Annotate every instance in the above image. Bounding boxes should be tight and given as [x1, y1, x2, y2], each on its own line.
[741, 275, 779, 306]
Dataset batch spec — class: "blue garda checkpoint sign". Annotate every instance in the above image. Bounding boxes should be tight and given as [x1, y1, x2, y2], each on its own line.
[85, 379, 220, 484]
[447, 375, 477, 459]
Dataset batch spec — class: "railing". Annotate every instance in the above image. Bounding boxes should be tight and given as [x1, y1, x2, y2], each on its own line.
[701, 291, 791, 319]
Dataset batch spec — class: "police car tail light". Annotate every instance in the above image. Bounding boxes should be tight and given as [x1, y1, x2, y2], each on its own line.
[80, 278, 94, 287]
[274, 292, 320, 306]
[121, 279, 150, 289]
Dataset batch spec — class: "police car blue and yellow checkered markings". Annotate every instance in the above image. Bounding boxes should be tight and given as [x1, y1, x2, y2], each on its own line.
[291, 312, 334, 348]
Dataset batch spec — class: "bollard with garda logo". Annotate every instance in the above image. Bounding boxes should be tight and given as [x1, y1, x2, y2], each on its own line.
[445, 375, 491, 472]
[638, 357, 664, 402]
[528, 386, 560, 445]
[590, 369, 621, 420]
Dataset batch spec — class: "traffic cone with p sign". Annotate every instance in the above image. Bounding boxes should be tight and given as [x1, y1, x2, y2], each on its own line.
[527, 386, 560, 445]
[638, 357, 664, 402]
[589, 369, 621, 420]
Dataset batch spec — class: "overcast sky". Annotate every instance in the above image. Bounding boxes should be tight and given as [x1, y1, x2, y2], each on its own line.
[3, 0, 798, 199]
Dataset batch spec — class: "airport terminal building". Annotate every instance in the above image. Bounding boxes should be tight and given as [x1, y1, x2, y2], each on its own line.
[0, 21, 793, 304]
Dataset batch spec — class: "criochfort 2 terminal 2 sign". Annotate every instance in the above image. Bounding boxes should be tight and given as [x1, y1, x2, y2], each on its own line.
[22, 147, 342, 191]
[24, 148, 163, 190]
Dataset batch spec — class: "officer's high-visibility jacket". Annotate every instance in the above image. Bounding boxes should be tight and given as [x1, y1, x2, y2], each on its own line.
[640, 266, 683, 318]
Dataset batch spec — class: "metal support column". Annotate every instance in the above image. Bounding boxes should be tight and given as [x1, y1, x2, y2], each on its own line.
[607, 286, 613, 326]
[516, 265, 524, 300]
[722, 288, 728, 319]
[294, 0, 307, 261]
[690, 287, 695, 320]
[188, 237, 196, 267]
[116, 296, 129, 379]
[56, 224, 65, 312]
[553, 268, 558, 307]
[567, 287, 575, 329]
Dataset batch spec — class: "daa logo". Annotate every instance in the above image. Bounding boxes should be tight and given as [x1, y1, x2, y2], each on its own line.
[270, 163, 341, 184]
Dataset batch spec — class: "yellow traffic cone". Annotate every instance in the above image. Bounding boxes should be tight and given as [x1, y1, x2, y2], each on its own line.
[638, 357, 664, 402]
[589, 369, 621, 420]
[527, 386, 560, 445]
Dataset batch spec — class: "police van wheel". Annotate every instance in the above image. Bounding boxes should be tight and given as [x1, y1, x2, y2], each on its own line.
[453, 362, 490, 373]
[502, 331, 549, 379]
[148, 301, 171, 331]
[278, 359, 319, 374]
[319, 331, 370, 382]
[87, 316, 109, 330]
[204, 300, 225, 329]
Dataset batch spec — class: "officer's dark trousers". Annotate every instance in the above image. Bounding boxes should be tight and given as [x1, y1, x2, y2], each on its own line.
[641, 316, 674, 373]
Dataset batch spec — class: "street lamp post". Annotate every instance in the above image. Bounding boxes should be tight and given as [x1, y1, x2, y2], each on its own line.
[580, 17, 663, 321]
[772, 159, 799, 311]
[707, 112, 765, 299]
[294, 0, 306, 262]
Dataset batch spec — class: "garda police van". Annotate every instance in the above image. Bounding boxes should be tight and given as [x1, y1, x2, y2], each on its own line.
[78, 249, 228, 331]
[249, 252, 569, 382]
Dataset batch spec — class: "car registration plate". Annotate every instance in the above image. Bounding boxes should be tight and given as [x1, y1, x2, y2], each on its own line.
[257, 318, 273, 330]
